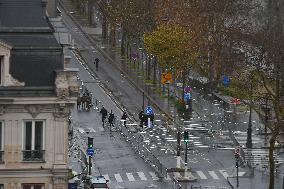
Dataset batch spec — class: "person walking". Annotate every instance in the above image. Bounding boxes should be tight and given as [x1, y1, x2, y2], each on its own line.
[76, 96, 81, 110]
[108, 110, 115, 127]
[94, 58, 99, 71]
[138, 110, 145, 128]
[100, 106, 108, 127]
[81, 93, 88, 110]
[121, 112, 128, 127]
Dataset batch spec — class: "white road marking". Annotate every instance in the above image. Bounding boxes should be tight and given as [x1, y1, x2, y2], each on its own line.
[102, 174, 110, 182]
[137, 172, 147, 181]
[208, 171, 219, 179]
[126, 173, 135, 181]
[196, 171, 207, 179]
[239, 172, 246, 176]
[219, 170, 229, 178]
[114, 174, 123, 182]
[149, 172, 159, 180]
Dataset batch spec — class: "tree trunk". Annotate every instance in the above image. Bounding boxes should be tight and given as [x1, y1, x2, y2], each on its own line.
[109, 22, 116, 47]
[268, 131, 277, 189]
[126, 40, 130, 59]
[102, 14, 108, 40]
[87, 0, 91, 25]
[121, 28, 126, 55]
[147, 56, 151, 80]
[182, 70, 186, 102]
[153, 57, 157, 85]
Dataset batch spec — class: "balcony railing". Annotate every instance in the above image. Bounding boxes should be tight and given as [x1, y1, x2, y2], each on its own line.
[22, 150, 45, 162]
[0, 151, 4, 163]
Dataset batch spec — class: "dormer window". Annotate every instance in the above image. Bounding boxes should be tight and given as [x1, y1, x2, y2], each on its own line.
[0, 40, 24, 86]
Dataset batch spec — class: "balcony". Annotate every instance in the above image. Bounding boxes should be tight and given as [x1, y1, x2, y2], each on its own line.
[22, 150, 45, 162]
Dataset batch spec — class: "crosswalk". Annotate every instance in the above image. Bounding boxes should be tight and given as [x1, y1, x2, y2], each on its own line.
[244, 148, 283, 169]
[99, 169, 235, 183]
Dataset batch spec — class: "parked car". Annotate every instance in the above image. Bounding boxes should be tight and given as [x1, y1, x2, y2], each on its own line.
[84, 176, 109, 189]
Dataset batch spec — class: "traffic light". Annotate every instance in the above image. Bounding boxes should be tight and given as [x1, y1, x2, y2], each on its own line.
[88, 137, 93, 148]
[184, 131, 189, 143]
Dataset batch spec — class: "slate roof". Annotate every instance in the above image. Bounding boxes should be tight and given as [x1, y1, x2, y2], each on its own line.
[0, 0, 50, 30]
[0, 34, 61, 48]
[0, 0, 64, 88]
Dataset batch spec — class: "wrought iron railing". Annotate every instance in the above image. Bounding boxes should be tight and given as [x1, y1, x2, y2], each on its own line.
[22, 150, 45, 162]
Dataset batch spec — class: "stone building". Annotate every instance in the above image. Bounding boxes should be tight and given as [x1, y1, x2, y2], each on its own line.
[0, 0, 78, 188]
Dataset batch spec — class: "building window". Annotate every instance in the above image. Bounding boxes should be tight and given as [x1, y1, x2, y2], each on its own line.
[23, 121, 45, 162]
[0, 122, 3, 163]
[22, 184, 44, 189]
[0, 184, 4, 189]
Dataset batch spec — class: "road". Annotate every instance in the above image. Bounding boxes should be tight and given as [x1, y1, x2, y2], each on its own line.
[60, 1, 284, 188]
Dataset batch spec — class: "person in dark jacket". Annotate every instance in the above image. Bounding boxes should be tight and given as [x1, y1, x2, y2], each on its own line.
[94, 58, 99, 71]
[121, 112, 128, 126]
[108, 110, 115, 127]
[100, 106, 108, 126]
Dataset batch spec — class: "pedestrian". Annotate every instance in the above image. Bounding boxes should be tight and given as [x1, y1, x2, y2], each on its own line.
[121, 112, 128, 127]
[149, 113, 154, 126]
[108, 110, 115, 127]
[77, 96, 81, 110]
[81, 93, 88, 110]
[86, 95, 91, 111]
[94, 58, 99, 71]
[138, 110, 144, 128]
[100, 106, 108, 126]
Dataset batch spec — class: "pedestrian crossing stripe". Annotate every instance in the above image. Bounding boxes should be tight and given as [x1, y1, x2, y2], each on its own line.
[137, 172, 147, 181]
[196, 171, 207, 179]
[208, 171, 219, 179]
[114, 173, 123, 182]
[126, 173, 135, 181]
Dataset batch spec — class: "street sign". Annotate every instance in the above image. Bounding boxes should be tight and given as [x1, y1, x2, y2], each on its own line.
[222, 75, 230, 87]
[184, 86, 192, 93]
[161, 72, 173, 84]
[87, 147, 94, 156]
[184, 93, 191, 101]
[145, 106, 154, 115]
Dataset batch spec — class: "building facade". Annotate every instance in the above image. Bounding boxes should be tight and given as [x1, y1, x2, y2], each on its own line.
[0, 0, 78, 188]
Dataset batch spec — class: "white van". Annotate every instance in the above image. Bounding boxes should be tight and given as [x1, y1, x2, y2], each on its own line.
[84, 176, 109, 189]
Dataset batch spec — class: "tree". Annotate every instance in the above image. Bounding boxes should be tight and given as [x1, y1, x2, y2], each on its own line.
[144, 24, 199, 100]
